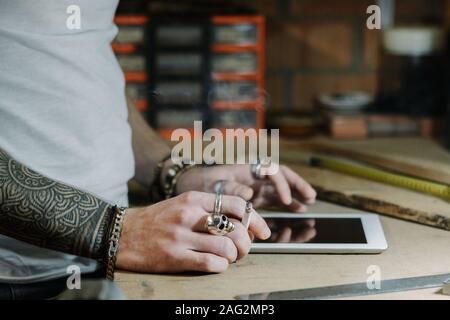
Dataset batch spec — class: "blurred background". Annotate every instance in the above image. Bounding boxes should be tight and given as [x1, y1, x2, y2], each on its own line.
[113, 0, 450, 148]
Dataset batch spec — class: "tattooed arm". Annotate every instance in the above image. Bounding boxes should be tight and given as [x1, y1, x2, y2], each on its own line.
[0, 145, 270, 275]
[0, 148, 114, 260]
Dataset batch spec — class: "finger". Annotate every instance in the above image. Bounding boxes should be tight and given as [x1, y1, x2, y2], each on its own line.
[225, 219, 252, 260]
[197, 193, 271, 240]
[294, 227, 317, 243]
[222, 197, 270, 240]
[252, 194, 271, 209]
[221, 181, 254, 200]
[298, 218, 316, 228]
[287, 199, 308, 213]
[258, 185, 310, 213]
[183, 250, 229, 273]
[253, 187, 310, 214]
[252, 184, 277, 208]
[275, 227, 292, 243]
[189, 233, 238, 263]
[254, 184, 307, 213]
[265, 170, 292, 205]
[281, 166, 317, 204]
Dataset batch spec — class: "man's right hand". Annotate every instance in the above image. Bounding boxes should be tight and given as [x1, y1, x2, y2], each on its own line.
[116, 191, 271, 273]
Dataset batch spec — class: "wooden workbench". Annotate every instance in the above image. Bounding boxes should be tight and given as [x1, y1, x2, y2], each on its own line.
[117, 137, 450, 300]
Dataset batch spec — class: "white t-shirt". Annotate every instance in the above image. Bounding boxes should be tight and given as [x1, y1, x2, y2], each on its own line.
[0, 0, 135, 283]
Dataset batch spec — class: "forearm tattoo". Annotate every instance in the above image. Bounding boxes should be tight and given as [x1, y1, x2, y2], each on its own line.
[0, 148, 114, 261]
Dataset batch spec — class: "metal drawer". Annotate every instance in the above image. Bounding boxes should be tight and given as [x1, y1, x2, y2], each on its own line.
[212, 52, 257, 73]
[213, 23, 257, 45]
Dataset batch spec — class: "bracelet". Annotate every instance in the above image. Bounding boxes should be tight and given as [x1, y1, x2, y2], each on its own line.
[106, 205, 127, 281]
[149, 154, 172, 203]
[162, 161, 196, 199]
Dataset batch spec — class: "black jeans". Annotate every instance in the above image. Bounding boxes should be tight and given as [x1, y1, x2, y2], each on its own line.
[0, 277, 69, 300]
[0, 269, 105, 300]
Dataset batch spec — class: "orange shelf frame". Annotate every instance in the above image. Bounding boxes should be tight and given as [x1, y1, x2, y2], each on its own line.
[124, 71, 148, 82]
[212, 100, 262, 110]
[112, 43, 138, 54]
[212, 44, 259, 52]
[114, 15, 149, 25]
[212, 72, 259, 81]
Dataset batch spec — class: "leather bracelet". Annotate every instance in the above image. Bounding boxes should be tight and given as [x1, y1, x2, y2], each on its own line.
[106, 205, 127, 281]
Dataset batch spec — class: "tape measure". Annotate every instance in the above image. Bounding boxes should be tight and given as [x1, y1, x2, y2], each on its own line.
[310, 156, 450, 200]
[237, 273, 450, 300]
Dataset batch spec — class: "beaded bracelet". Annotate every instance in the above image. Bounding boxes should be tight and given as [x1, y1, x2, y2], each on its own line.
[162, 160, 196, 199]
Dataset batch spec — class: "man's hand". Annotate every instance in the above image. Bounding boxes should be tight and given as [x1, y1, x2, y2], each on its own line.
[116, 191, 270, 273]
[176, 165, 317, 213]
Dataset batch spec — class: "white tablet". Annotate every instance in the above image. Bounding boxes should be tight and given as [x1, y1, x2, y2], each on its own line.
[251, 213, 388, 254]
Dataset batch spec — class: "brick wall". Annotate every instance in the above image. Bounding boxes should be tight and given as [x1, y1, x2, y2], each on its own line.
[222, 0, 448, 112]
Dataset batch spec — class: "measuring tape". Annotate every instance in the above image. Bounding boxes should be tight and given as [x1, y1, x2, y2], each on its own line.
[310, 156, 450, 200]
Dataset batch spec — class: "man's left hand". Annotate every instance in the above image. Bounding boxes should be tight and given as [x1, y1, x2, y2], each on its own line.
[176, 164, 317, 213]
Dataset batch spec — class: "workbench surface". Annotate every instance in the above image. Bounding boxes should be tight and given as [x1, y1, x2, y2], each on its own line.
[117, 138, 450, 300]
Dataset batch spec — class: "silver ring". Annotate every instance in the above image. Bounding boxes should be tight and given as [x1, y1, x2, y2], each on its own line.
[205, 213, 235, 236]
[214, 180, 225, 194]
[214, 193, 222, 215]
[251, 161, 264, 180]
[213, 180, 225, 215]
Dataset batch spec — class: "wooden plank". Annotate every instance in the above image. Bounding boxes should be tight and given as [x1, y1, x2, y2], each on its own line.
[313, 185, 450, 231]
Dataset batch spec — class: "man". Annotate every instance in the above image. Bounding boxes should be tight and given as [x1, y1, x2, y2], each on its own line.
[0, 0, 316, 299]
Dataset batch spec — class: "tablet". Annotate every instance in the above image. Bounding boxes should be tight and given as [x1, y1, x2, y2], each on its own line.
[251, 213, 388, 253]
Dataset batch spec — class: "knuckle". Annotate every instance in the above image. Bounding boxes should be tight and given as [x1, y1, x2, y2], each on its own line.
[161, 246, 176, 261]
[243, 235, 252, 253]
[200, 255, 216, 272]
[239, 197, 247, 208]
[172, 211, 186, 225]
[222, 238, 237, 261]
[233, 197, 246, 213]
[238, 243, 251, 259]
[235, 233, 251, 257]
[233, 185, 243, 196]
[177, 207, 197, 225]
[181, 191, 199, 203]
[157, 240, 178, 262]
[167, 227, 183, 242]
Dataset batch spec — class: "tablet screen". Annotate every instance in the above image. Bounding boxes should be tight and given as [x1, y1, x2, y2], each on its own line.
[255, 218, 367, 244]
